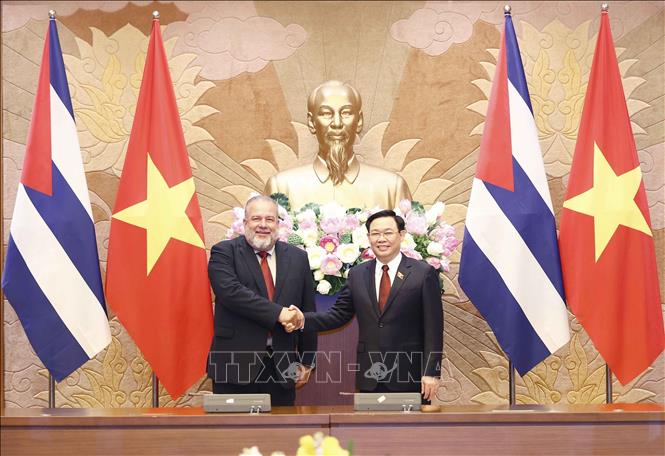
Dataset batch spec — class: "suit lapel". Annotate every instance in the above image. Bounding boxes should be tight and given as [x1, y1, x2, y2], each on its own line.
[273, 242, 290, 302]
[382, 257, 412, 316]
[364, 260, 380, 319]
[239, 237, 268, 298]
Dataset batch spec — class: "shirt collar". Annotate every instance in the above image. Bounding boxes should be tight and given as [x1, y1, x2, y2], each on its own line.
[313, 153, 360, 184]
[376, 252, 403, 272]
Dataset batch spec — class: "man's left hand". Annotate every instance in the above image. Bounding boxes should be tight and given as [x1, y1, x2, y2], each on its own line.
[295, 364, 313, 388]
[421, 376, 439, 401]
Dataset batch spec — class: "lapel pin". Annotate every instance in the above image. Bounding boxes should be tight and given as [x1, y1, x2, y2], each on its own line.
[397, 271, 404, 280]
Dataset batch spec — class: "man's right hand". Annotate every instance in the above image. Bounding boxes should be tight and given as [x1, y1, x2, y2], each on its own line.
[278, 305, 304, 332]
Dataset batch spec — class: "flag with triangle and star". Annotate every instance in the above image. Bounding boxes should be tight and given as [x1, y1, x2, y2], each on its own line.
[105, 15, 213, 399]
[558, 9, 664, 385]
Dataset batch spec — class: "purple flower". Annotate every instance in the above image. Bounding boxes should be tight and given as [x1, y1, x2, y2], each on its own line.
[319, 235, 340, 253]
[320, 254, 343, 275]
[320, 217, 345, 234]
[406, 213, 428, 236]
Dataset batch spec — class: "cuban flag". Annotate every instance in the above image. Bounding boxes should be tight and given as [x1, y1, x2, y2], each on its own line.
[2, 17, 111, 381]
[458, 12, 570, 375]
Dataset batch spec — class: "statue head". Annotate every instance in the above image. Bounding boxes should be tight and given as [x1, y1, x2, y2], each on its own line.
[307, 80, 364, 185]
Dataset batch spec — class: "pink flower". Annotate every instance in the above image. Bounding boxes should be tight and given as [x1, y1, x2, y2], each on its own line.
[401, 247, 423, 260]
[298, 219, 317, 230]
[231, 220, 245, 236]
[440, 257, 451, 272]
[345, 214, 360, 230]
[320, 217, 345, 234]
[444, 236, 460, 251]
[429, 227, 447, 242]
[426, 257, 442, 270]
[319, 235, 340, 253]
[406, 213, 428, 235]
[320, 254, 343, 275]
[361, 248, 376, 260]
[398, 199, 412, 215]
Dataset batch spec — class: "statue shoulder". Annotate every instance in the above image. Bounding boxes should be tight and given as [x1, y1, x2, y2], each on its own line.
[358, 161, 403, 179]
[265, 163, 314, 194]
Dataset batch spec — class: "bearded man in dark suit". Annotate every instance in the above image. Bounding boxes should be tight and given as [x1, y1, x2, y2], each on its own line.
[207, 195, 317, 406]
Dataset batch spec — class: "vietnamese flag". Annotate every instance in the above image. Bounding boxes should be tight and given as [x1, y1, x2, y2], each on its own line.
[106, 15, 213, 399]
[559, 9, 664, 385]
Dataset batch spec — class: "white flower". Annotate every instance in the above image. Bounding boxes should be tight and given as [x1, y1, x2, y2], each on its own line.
[320, 201, 346, 220]
[239, 446, 262, 456]
[314, 270, 324, 281]
[352, 226, 370, 249]
[358, 210, 369, 223]
[317, 279, 332, 295]
[296, 209, 317, 223]
[298, 229, 319, 247]
[306, 246, 327, 270]
[337, 243, 360, 264]
[343, 269, 350, 278]
[401, 232, 417, 250]
[426, 202, 445, 224]
[426, 241, 444, 256]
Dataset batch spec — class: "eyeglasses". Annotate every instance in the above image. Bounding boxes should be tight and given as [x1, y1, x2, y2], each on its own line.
[368, 231, 398, 240]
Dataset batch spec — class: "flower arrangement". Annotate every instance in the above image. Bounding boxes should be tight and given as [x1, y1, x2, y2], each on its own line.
[238, 432, 350, 456]
[227, 195, 459, 295]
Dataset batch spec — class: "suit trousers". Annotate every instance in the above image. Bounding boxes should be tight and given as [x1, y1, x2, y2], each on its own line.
[212, 354, 296, 406]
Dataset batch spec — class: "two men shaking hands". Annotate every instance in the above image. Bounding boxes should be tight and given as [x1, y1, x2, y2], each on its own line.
[207, 195, 443, 406]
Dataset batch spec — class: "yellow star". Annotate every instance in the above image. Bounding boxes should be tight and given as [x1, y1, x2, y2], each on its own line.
[113, 154, 204, 274]
[563, 142, 651, 262]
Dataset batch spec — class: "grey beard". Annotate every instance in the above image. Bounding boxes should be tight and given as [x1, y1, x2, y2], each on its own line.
[327, 139, 352, 185]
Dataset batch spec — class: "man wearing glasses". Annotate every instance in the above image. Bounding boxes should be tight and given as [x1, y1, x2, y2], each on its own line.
[285, 210, 443, 402]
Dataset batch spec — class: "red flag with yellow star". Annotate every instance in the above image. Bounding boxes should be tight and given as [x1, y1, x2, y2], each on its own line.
[106, 16, 213, 399]
[559, 10, 664, 385]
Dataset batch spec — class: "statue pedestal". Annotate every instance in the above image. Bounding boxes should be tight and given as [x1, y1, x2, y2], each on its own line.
[295, 293, 358, 405]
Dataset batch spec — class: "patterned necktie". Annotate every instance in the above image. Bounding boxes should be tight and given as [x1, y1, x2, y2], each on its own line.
[378, 264, 390, 313]
[258, 251, 275, 301]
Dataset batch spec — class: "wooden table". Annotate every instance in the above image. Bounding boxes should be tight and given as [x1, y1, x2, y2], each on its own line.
[329, 404, 665, 455]
[2, 404, 663, 455]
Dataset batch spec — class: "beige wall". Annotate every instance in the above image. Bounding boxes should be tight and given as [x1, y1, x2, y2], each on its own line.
[2, 1, 663, 407]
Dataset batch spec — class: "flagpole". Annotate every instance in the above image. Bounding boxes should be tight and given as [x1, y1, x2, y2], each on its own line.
[48, 374, 55, 408]
[152, 373, 160, 407]
[508, 359, 516, 405]
[605, 364, 613, 404]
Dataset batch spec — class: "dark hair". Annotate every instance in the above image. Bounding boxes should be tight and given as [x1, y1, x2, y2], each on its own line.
[365, 210, 405, 232]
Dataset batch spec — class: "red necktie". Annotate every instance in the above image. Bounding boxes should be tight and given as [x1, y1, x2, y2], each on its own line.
[378, 264, 390, 313]
[258, 251, 275, 301]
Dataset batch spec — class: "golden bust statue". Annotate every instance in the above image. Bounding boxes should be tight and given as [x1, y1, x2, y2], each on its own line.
[265, 80, 411, 210]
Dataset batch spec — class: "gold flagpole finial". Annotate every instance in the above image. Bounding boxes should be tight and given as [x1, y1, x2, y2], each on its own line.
[601, 3, 609, 12]
[152, 10, 160, 20]
[504, 5, 512, 15]
[48, 10, 56, 20]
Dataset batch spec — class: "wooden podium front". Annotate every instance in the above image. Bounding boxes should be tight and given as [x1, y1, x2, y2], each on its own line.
[2, 404, 663, 455]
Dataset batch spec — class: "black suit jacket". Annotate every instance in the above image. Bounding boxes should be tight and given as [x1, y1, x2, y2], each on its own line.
[207, 236, 317, 387]
[304, 256, 443, 392]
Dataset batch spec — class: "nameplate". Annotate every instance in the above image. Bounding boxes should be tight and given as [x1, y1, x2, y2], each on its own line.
[353, 392, 422, 412]
[203, 394, 271, 413]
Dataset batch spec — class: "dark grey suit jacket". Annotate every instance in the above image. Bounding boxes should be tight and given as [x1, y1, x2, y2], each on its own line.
[207, 236, 317, 387]
[304, 256, 443, 392]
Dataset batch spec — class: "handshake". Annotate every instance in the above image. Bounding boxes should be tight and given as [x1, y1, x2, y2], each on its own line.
[278, 305, 304, 333]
